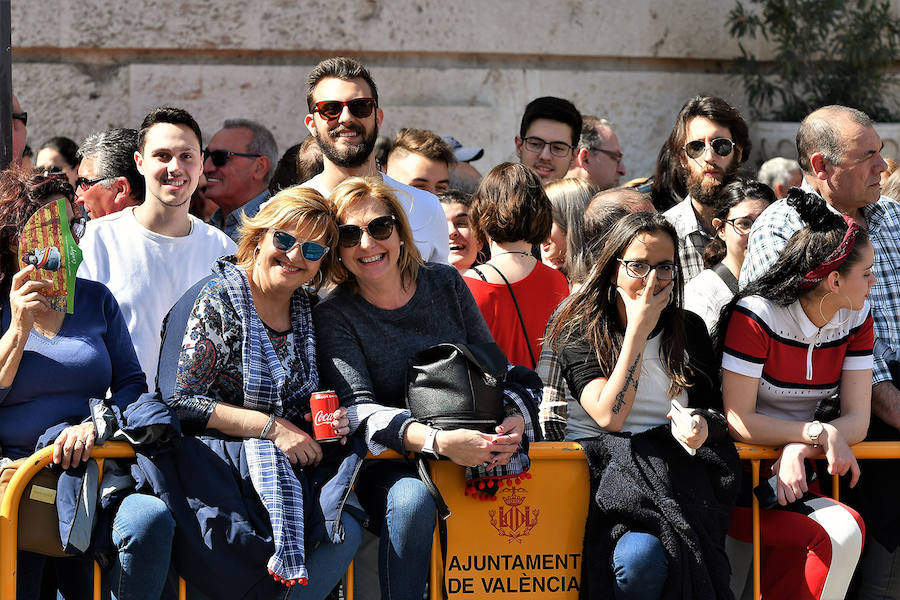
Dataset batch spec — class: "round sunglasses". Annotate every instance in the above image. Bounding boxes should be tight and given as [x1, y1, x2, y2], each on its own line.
[313, 98, 377, 121]
[682, 138, 735, 160]
[270, 230, 329, 261]
[338, 215, 396, 248]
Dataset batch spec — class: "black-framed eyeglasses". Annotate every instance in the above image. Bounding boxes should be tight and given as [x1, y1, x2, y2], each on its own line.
[616, 258, 679, 280]
[521, 136, 574, 158]
[313, 98, 377, 121]
[74, 176, 112, 191]
[682, 138, 735, 160]
[724, 217, 755, 236]
[203, 148, 262, 167]
[270, 230, 329, 261]
[590, 147, 624, 163]
[12, 112, 27, 126]
[338, 215, 396, 248]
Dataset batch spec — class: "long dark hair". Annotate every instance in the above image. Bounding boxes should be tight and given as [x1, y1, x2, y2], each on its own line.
[702, 178, 776, 268]
[0, 170, 77, 295]
[715, 188, 871, 348]
[545, 211, 691, 397]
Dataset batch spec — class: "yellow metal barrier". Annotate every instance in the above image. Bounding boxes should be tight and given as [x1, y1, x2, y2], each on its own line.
[0, 442, 187, 600]
[422, 441, 900, 600]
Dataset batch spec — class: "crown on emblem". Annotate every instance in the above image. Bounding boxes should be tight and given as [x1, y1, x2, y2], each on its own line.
[502, 487, 526, 507]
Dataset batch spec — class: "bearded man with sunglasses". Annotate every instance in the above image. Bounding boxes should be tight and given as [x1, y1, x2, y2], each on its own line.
[661, 95, 751, 283]
[301, 56, 448, 263]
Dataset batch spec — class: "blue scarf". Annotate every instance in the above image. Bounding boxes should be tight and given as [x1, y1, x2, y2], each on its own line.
[214, 257, 318, 584]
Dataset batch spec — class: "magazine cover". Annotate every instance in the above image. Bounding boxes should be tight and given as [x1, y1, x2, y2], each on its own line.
[16, 198, 83, 313]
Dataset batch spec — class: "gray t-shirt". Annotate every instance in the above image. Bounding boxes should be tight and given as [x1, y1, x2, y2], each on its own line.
[313, 263, 494, 453]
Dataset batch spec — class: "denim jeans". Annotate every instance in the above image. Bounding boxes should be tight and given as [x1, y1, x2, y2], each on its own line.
[356, 461, 437, 600]
[286, 511, 363, 600]
[611, 531, 668, 600]
[17, 492, 175, 600]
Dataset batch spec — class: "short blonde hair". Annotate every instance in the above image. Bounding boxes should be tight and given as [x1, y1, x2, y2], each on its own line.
[235, 186, 338, 292]
[328, 176, 423, 292]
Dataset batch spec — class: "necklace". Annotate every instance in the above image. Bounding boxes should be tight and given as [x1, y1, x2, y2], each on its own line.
[491, 251, 532, 258]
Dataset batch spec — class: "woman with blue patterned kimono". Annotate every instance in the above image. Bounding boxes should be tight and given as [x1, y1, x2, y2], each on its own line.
[168, 186, 361, 599]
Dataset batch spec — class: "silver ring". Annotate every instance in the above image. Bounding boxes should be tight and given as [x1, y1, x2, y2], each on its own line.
[481, 461, 491, 468]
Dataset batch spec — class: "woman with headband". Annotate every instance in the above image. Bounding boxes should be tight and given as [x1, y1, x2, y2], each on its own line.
[719, 189, 873, 600]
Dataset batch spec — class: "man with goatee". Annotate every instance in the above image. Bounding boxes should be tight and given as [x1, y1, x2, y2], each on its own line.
[301, 56, 447, 263]
[661, 96, 751, 282]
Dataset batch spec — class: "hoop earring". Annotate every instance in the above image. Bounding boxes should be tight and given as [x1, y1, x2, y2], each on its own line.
[818, 291, 853, 327]
[607, 285, 617, 305]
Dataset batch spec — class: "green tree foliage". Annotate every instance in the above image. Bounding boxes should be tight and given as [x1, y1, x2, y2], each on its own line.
[728, 0, 900, 121]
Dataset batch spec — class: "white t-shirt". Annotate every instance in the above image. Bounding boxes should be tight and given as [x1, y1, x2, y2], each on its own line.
[303, 173, 449, 264]
[77, 207, 236, 386]
[684, 268, 735, 334]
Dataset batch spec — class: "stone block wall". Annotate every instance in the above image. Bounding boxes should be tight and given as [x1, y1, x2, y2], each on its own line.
[11, 0, 757, 181]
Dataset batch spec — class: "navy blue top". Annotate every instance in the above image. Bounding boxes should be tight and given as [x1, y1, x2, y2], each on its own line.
[0, 278, 147, 458]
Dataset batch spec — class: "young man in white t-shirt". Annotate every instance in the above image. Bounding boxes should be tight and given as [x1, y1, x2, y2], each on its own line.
[79, 107, 236, 386]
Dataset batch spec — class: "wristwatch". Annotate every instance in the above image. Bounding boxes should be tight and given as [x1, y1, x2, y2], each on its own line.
[806, 420, 824, 446]
[422, 427, 440, 459]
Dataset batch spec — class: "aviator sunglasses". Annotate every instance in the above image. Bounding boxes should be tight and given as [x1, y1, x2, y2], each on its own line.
[682, 138, 735, 160]
[270, 230, 329, 261]
[338, 215, 396, 248]
[313, 98, 377, 121]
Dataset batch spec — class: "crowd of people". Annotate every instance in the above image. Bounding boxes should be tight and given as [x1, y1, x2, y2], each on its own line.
[3, 53, 900, 600]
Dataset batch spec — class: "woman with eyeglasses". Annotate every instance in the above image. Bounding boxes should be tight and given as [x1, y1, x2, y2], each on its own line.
[544, 211, 738, 599]
[314, 176, 529, 600]
[464, 163, 570, 369]
[34, 136, 80, 188]
[167, 186, 360, 598]
[684, 178, 775, 333]
[719, 189, 872, 600]
[0, 171, 173, 600]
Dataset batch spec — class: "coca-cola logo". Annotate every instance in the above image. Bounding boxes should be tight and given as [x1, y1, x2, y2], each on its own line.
[314, 410, 335, 427]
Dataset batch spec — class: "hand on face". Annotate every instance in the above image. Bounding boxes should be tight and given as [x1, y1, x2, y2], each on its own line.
[9, 265, 51, 334]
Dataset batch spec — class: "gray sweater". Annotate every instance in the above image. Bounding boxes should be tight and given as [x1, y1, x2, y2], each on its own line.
[313, 263, 494, 453]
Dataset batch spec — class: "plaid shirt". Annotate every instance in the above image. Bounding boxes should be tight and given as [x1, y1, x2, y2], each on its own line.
[740, 181, 900, 384]
[663, 196, 715, 283]
[536, 340, 569, 441]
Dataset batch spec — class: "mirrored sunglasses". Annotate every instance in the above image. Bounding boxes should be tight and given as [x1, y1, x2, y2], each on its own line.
[271, 230, 330, 261]
[313, 98, 377, 120]
[338, 215, 396, 248]
[682, 138, 735, 160]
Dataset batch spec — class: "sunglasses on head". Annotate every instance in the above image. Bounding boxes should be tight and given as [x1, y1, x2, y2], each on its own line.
[338, 215, 396, 248]
[203, 148, 262, 167]
[682, 138, 735, 160]
[313, 98, 377, 121]
[270, 230, 330, 261]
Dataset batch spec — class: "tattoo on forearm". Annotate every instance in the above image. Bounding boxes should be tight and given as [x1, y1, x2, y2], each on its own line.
[612, 353, 641, 414]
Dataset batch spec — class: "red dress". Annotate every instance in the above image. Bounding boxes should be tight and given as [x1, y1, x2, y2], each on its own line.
[464, 262, 569, 368]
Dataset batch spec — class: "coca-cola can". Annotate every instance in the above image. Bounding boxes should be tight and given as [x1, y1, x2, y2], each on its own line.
[310, 390, 341, 442]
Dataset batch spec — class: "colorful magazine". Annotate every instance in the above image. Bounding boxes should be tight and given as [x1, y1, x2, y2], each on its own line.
[17, 198, 83, 313]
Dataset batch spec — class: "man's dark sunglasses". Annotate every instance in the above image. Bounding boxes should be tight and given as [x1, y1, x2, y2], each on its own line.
[313, 98, 377, 121]
[74, 176, 112, 191]
[203, 148, 262, 167]
[338, 215, 396, 248]
[270, 230, 329, 261]
[12, 112, 27, 126]
[682, 138, 735, 160]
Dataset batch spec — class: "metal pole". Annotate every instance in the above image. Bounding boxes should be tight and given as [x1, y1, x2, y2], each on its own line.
[0, 0, 11, 170]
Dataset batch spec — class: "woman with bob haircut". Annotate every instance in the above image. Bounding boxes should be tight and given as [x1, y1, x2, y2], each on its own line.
[720, 189, 872, 600]
[541, 177, 598, 277]
[544, 211, 737, 599]
[0, 170, 172, 600]
[315, 176, 533, 600]
[464, 162, 569, 368]
[168, 186, 360, 598]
